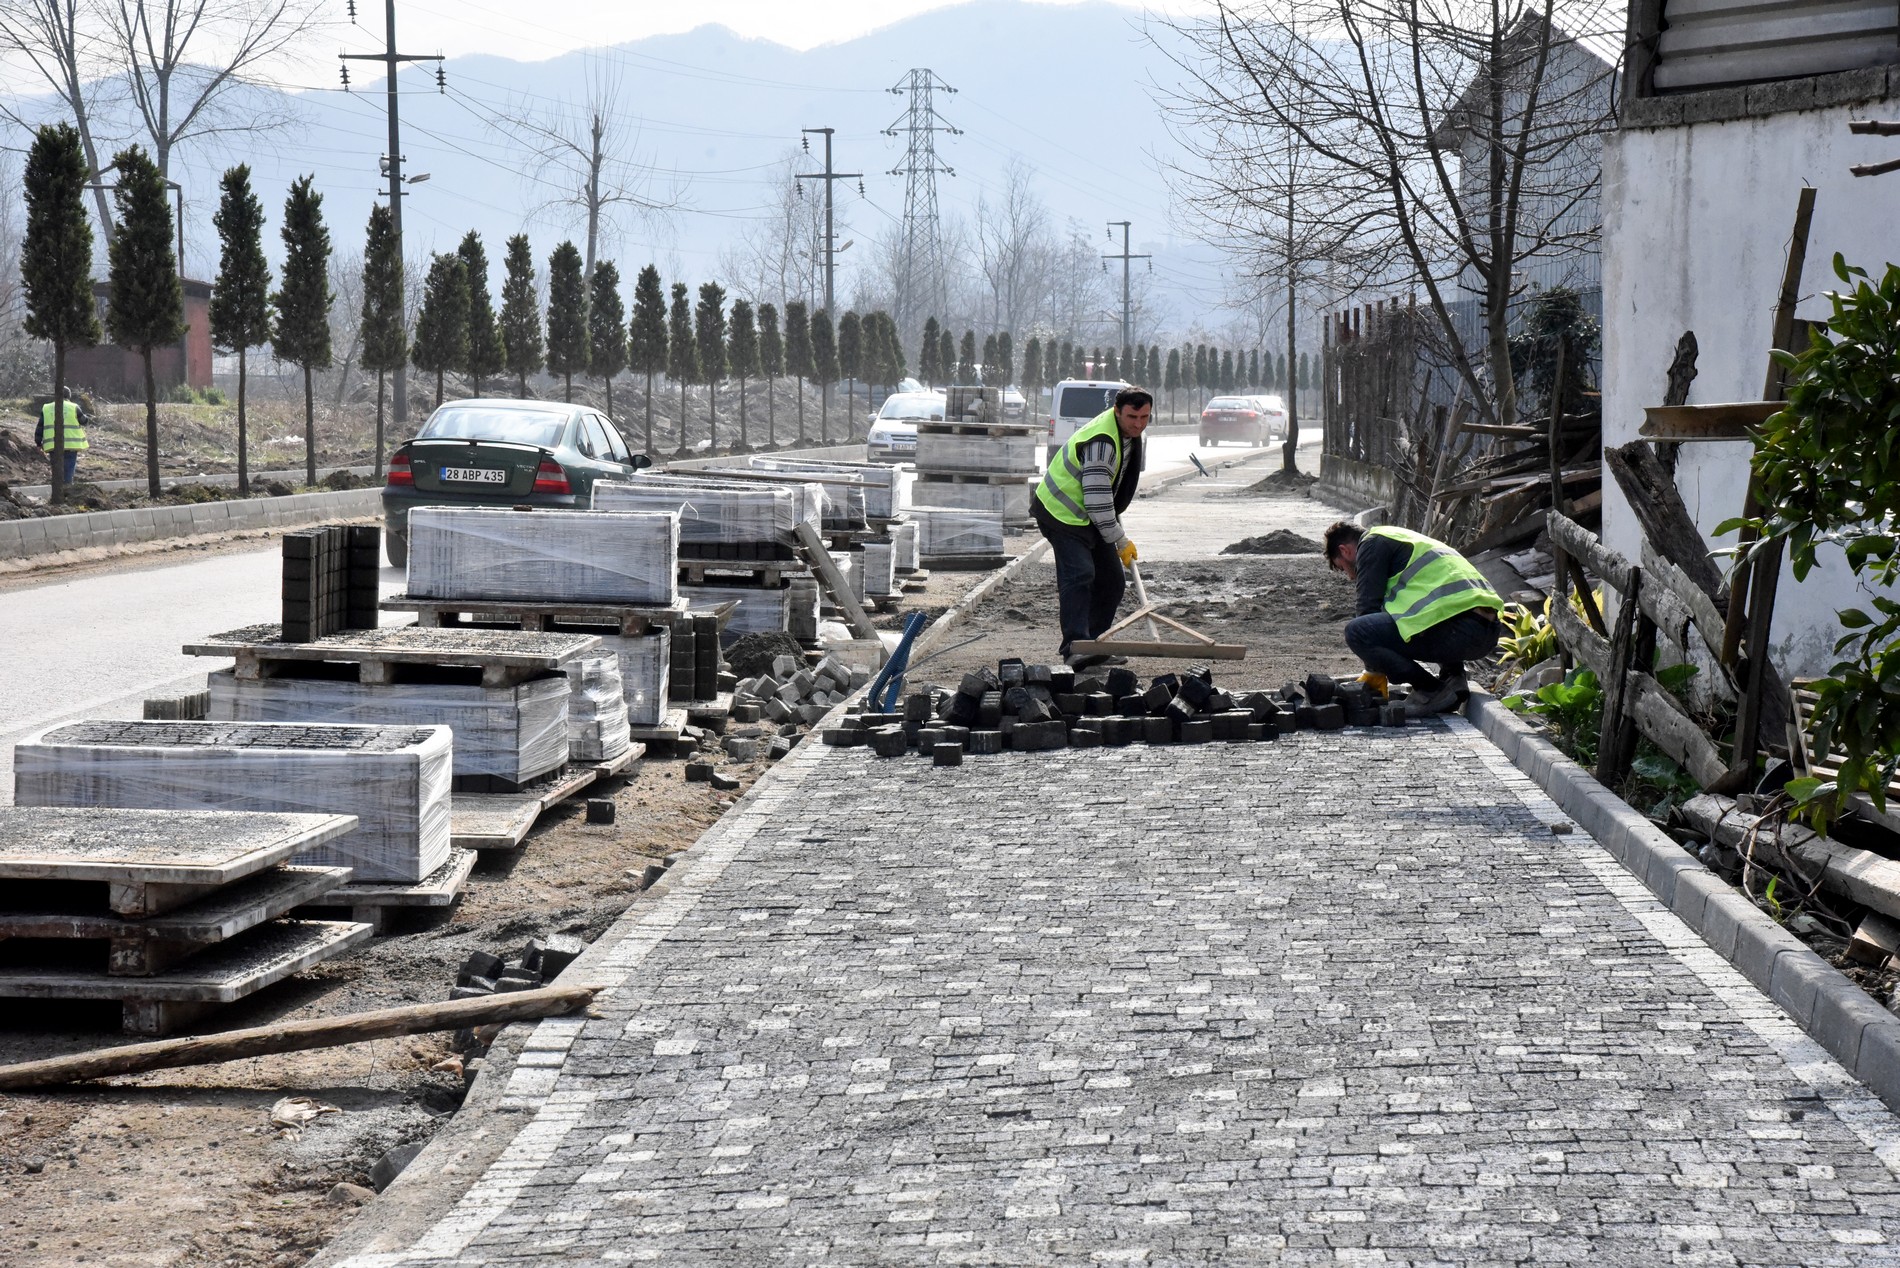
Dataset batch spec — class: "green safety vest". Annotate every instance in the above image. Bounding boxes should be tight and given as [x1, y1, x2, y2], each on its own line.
[1035, 409, 1124, 527]
[40, 401, 88, 452]
[1366, 525, 1501, 640]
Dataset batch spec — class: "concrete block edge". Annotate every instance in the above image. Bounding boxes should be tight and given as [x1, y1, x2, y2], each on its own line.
[1463, 690, 1899, 1111]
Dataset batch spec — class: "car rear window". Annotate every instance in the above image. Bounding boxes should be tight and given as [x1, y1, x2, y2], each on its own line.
[1207, 398, 1252, 410]
[418, 407, 570, 449]
[1057, 386, 1118, 419]
[879, 395, 944, 421]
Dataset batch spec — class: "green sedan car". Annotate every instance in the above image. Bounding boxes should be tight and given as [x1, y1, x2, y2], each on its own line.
[381, 399, 652, 567]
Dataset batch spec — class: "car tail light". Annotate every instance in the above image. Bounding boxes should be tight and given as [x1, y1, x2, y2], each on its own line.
[1047, 417, 1056, 435]
[1240, 410, 1257, 419]
[533, 458, 571, 494]
[386, 450, 413, 486]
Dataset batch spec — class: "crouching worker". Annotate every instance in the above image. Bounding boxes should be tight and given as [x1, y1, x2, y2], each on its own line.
[1323, 521, 1503, 717]
[1032, 385, 1151, 669]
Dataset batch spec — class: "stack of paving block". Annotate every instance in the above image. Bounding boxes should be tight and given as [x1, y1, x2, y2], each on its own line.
[787, 577, 822, 643]
[13, 721, 454, 884]
[912, 387, 1039, 526]
[0, 806, 373, 1034]
[747, 457, 895, 521]
[861, 539, 897, 599]
[911, 508, 1006, 568]
[407, 507, 678, 606]
[732, 653, 859, 728]
[283, 525, 381, 642]
[823, 663, 1408, 760]
[565, 654, 632, 762]
[593, 474, 820, 543]
[595, 625, 671, 725]
[893, 522, 921, 575]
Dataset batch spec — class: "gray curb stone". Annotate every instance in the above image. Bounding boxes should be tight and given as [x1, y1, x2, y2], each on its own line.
[1465, 689, 1900, 1114]
[0, 487, 382, 563]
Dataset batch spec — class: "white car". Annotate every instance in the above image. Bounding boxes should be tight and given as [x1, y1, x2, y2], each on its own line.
[1046, 378, 1131, 459]
[865, 390, 944, 462]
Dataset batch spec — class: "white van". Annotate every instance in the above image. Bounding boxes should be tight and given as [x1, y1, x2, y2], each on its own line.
[1046, 379, 1130, 459]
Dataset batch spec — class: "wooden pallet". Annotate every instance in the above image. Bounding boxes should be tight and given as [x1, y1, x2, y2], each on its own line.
[185, 624, 601, 689]
[921, 554, 1008, 572]
[1790, 680, 1900, 833]
[679, 561, 807, 587]
[447, 746, 642, 852]
[914, 471, 1034, 486]
[381, 594, 689, 636]
[303, 848, 478, 931]
[628, 706, 690, 746]
[677, 542, 799, 563]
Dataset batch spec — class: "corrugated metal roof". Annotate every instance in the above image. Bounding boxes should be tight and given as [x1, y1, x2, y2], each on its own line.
[1654, 0, 1900, 91]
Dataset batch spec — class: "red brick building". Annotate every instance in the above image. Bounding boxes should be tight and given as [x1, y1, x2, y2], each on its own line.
[67, 278, 214, 398]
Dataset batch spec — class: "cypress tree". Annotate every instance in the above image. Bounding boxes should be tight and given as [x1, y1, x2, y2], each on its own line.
[667, 281, 699, 453]
[588, 261, 628, 420]
[457, 232, 504, 395]
[758, 302, 783, 448]
[1193, 345, 1208, 402]
[1248, 348, 1260, 389]
[270, 175, 332, 488]
[860, 312, 892, 395]
[499, 234, 542, 398]
[1164, 348, 1181, 424]
[998, 331, 1014, 390]
[919, 315, 942, 386]
[627, 263, 667, 452]
[1276, 351, 1288, 392]
[1058, 341, 1073, 382]
[21, 122, 99, 505]
[1147, 345, 1160, 389]
[1021, 337, 1041, 420]
[357, 202, 406, 478]
[956, 330, 976, 384]
[104, 145, 184, 499]
[837, 310, 862, 439]
[210, 164, 271, 495]
[1220, 349, 1234, 392]
[411, 252, 468, 411]
[938, 328, 955, 388]
[884, 312, 907, 381]
[544, 241, 588, 403]
[728, 298, 759, 451]
[784, 300, 812, 445]
[695, 281, 727, 448]
[981, 332, 998, 388]
[1091, 347, 1104, 378]
[810, 308, 837, 443]
[1104, 348, 1119, 381]
[1299, 351, 1311, 391]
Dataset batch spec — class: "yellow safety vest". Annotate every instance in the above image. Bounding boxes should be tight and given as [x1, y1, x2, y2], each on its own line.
[1035, 409, 1124, 527]
[1366, 525, 1501, 640]
[40, 401, 89, 452]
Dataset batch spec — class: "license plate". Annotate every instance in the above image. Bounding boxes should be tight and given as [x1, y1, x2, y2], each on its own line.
[441, 467, 507, 484]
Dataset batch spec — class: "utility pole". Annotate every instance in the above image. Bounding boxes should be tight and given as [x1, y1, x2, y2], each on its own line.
[795, 128, 862, 319]
[341, 2, 442, 430]
[1103, 221, 1149, 366]
[884, 70, 958, 340]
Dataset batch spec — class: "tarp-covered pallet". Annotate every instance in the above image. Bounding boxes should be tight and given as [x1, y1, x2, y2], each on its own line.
[407, 507, 679, 607]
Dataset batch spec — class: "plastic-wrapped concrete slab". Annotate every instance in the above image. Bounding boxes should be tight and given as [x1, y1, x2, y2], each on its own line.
[406, 507, 679, 606]
[911, 508, 1007, 557]
[862, 540, 896, 596]
[588, 627, 671, 727]
[206, 669, 570, 783]
[750, 458, 899, 519]
[13, 721, 453, 885]
[594, 475, 819, 544]
[910, 478, 1032, 522]
[566, 654, 632, 762]
[914, 431, 1040, 476]
[681, 582, 794, 640]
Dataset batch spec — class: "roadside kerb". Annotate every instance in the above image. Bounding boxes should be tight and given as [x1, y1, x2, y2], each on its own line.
[0, 488, 384, 567]
[1464, 689, 1900, 1110]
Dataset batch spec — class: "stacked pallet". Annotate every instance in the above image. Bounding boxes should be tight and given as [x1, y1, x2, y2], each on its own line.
[593, 475, 819, 543]
[407, 507, 678, 606]
[915, 387, 1039, 526]
[0, 806, 373, 1034]
[13, 721, 454, 884]
[752, 458, 898, 521]
[186, 625, 599, 787]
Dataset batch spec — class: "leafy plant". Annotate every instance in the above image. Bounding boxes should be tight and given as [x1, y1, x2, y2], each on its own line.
[1731, 254, 1900, 823]
[1496, 588, 1604, 673]
[1504, 667, 1603, 766]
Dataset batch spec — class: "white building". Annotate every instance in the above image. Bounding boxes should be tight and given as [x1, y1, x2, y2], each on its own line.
[1602, 0, 1900, 675]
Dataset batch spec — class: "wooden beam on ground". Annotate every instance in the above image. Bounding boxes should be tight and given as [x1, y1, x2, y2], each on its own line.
[1547, 511, 1632, 594]
[1549, 597, 1611, 679]
[1639, 401, 1782, 442]
[794, 521, 883, 646]
[1595, 567, 1643, 787]
[1069, 638, 1248, 661]
[0, 984, 601, 1090]
[1627, 672, 1728, 789]
[1604, 442, 1728, 603]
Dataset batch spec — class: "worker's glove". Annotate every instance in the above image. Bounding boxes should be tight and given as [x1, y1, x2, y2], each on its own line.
[1356, 672, 1389, 700]
[1118, 540, 1138, 569]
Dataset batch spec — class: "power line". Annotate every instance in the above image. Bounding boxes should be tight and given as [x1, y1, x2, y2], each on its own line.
[1104, 220, 1151, 356]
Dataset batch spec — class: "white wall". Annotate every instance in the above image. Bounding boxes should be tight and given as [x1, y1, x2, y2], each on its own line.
[1601, 106, 1900, 677]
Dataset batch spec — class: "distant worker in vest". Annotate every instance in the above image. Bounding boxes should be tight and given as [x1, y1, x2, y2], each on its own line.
[1323, 520, 1503, 717]
[37, 390, 91, 484]
[1033, 385, 1150, 669]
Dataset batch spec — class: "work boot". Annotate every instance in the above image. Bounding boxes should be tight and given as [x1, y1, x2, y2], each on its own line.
[1404, 675, 1463, 719]
[1065, 651, 1109, 670]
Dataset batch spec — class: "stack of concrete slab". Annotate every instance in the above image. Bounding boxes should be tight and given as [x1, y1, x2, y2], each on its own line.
[408, 507, 678, 606]
[912, 508, 1006, 566]
[912, 396, 1039, 527]
[0, 806, 372, 1034]
[586, 627, 670, 726]
[914, 430, 1040, 477]
[747, 457, 894, 520]
[861, 539, 896, 598]
[594, 475, 819, 545]
[910, 472, 1033, 524]
[566, 654, 632, 762]
[893, 522, 920, 574]
[788, 578, 821, 644]
[13, 721, 453, 884]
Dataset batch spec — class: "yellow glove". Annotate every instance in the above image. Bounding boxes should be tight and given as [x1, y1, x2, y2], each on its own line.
[1118, 540, 1138, 568]
[1357, 672, 1389, 700]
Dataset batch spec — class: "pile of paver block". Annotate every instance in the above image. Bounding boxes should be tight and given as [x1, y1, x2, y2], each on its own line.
[450, 933, 586, 1001]
[283, 524, 380, 642]
[565, 654, 632, 762]
[13, 720, 454, 883]
[824, 663, 1408, 761]
[0, 806, 373, 1034]
[731, 653, 864, 728]
[407, 507, 679, 606]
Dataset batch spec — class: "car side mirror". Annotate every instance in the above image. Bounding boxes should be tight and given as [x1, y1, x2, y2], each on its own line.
[632, 453, 653, 470]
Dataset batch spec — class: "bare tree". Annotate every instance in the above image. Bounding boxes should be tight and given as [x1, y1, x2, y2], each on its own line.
[1160, 0, 1616, 429]
[327, 248, 364, 411]
[102, 0, 320, 182]
[720, 152, 824, 313]
[0, 1, 119, 242]
[974, 157, 1052, 336]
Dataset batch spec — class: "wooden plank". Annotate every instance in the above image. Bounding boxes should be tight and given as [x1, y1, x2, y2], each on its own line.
[1682, 792, 1900, 923]
[1723, 535, 1786, 790]
[318, 848, 476, 909]
[794, 521, 883, 645]
[1626, 671, 1728, 789]
[0, 982, 600, 1090]
[1594, 569, 1643, 786]
[1547, 511, 1632, 594]
[1604, 442, 1730, 603]
[1639, 401, 1781, 441]
[0, 865, 351, 945]
[184, 624, 600, 670]
[1548, 596, 1611, 679]
[0, 919, 372, 1006]
[1848, 913, 1900, 966]
[449, 765, 603, 852]
[627, 707, 688, 744]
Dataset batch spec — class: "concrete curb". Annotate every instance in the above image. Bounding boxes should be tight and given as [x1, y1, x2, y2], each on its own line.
[1464, 689, 1900, 1111]
[0, 488, 383, 564]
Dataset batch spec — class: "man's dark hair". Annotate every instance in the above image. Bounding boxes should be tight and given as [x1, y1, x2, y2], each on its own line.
[1323, 520, 1364, 566]
[1114, 386, 1153, 412]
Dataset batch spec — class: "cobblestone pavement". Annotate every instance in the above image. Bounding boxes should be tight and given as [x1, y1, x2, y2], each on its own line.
[339, 720, 1900, 1266]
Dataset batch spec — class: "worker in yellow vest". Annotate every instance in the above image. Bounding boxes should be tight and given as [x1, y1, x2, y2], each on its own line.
[1032, 385, 1151, 669]
[1323, 520, 1503, 717]
[37, 391, 91, 484]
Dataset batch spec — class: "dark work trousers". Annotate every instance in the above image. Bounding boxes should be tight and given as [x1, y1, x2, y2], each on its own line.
[1032, 498, 1125, 654]
[1344, 608, 1501, 688]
